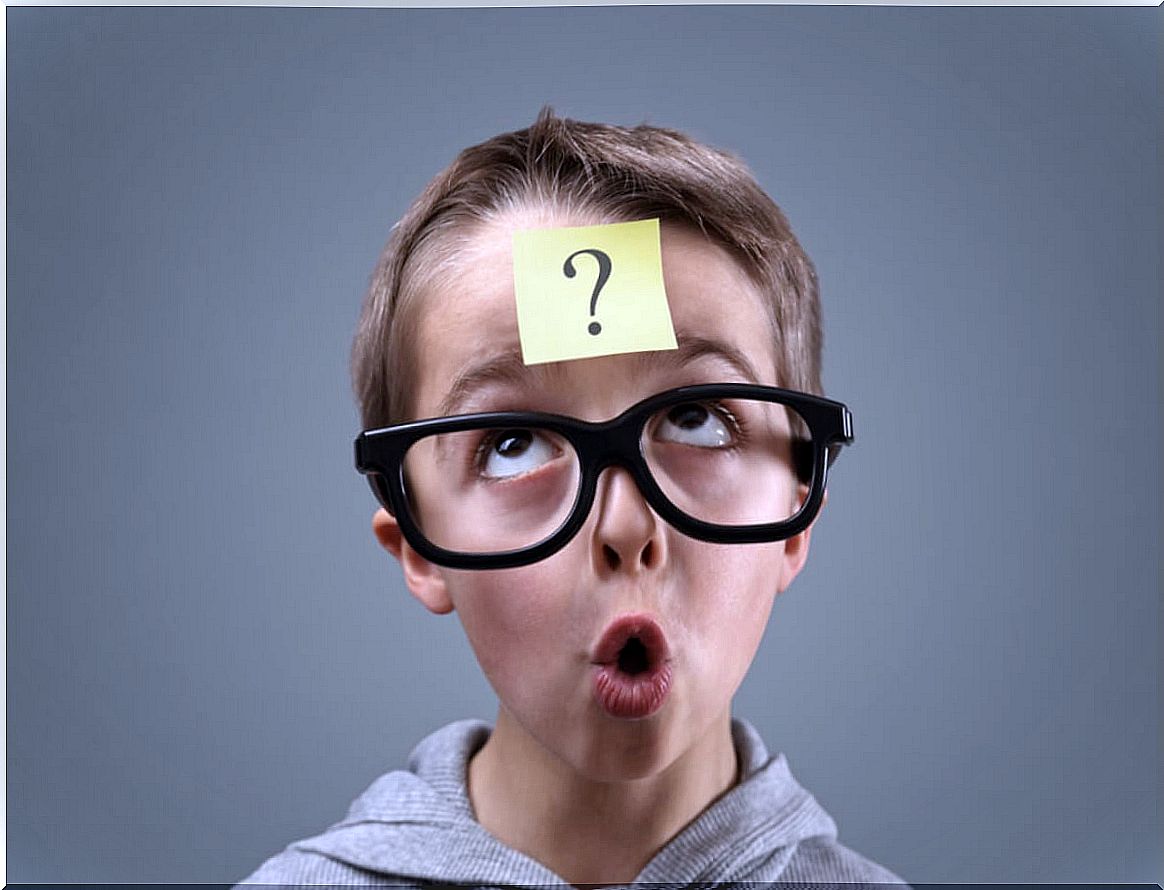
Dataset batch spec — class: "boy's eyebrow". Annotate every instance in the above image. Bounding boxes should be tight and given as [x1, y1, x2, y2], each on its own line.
[437, 349, 546, 418]
[645, 333, 764, 385]
[438, 333, 763, 418]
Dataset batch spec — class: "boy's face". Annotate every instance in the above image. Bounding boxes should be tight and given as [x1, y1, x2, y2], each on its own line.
[374, 214, 817, 782]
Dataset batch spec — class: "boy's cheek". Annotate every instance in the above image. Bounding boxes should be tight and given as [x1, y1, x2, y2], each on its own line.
[687, 546, 781, 673]
[444, 559, 582, 658]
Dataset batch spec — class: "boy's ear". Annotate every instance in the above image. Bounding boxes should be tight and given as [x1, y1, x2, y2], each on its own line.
[776, 486, 827, 594]
[372, 508, 455, 615]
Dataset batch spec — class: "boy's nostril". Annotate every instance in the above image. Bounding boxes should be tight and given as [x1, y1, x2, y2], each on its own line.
[602, 543, 621, 571]
[617, 637, 650, 675]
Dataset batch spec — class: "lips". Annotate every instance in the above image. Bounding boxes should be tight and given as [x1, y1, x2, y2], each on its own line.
[590, 614, 673, 719]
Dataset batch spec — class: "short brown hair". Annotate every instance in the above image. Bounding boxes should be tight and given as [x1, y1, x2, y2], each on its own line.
[352, 107, 822, 429]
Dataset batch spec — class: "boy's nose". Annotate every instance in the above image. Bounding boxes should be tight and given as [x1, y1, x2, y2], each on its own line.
[590, 466, 665, 575]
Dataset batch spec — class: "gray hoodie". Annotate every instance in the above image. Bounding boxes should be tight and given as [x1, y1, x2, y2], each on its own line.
[240, 718, 905, 886]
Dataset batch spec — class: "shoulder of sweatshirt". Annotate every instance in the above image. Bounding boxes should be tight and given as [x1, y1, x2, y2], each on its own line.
[235, 844, 423, 889]
[781, 835, 909, 886]
[235, 827, 907, 889]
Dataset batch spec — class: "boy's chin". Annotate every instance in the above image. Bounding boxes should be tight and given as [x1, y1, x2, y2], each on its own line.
[554, 706, 694, 783]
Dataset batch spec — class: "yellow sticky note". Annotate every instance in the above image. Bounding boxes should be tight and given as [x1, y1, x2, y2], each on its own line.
[512, 218, 678, 365]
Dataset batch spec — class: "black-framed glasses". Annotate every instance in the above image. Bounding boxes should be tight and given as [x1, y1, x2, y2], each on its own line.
[354, 383, 854, 570]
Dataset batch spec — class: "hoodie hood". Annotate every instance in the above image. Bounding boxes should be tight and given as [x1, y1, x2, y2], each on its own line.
[287, 717, 839, 885]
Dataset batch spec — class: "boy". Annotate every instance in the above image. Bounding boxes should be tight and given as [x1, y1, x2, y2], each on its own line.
[241, 109, 904, 887]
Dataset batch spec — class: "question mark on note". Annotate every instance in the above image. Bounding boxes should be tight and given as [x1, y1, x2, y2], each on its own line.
[511, 218, 675, 365]
[563, 248, 612, 336]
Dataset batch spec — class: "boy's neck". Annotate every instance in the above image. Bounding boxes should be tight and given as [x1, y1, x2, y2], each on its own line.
[466, 707, 740, 887]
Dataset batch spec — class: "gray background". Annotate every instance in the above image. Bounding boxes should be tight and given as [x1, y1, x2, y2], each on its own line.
[6, 6, 1160, 884]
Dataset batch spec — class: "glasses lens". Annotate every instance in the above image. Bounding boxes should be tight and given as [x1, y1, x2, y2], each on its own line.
[642, 397, 810, 527]
[401, 426, 581, 555]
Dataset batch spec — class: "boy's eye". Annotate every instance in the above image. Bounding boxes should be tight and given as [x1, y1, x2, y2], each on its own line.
[479, 429, 560, 479]
[654, 402, 735, 448]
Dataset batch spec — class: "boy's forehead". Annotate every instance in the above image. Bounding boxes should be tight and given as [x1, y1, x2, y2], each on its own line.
[411, 216, 776, 417]
[430, 334, 767, 420]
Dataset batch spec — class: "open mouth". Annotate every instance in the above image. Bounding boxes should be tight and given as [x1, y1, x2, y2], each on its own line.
[617, 636, 650, 675]
[592, 614, 671, 667]
[591, 614, 673, 719]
